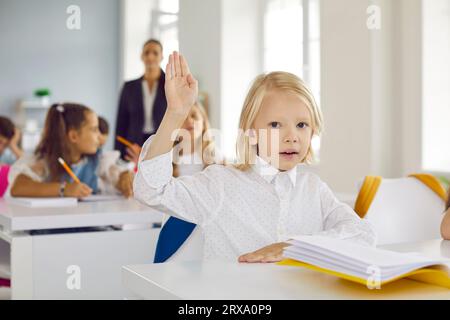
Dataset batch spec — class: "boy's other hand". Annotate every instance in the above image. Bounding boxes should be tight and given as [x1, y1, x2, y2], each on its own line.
[238, 242, 290, 263]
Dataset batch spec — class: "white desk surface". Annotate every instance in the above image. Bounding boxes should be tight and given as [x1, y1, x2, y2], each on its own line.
[123, 239, 450, 300]
[0, 199, 162, 232]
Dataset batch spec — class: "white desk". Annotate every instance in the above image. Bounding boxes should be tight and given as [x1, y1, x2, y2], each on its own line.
[122, 239, 450, 300]
[0, 199, 163, 300]
[0, 198, 162, 232]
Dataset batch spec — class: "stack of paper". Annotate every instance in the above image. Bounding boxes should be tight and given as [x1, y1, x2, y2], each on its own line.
[280, 235, 450, 288]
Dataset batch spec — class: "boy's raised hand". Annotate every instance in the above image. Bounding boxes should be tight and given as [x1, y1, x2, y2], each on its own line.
[144, 52, 198, 161]
[165, 52, 198, 117]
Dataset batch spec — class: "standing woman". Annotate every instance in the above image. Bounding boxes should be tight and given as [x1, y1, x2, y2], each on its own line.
[115, 39, 167, 159]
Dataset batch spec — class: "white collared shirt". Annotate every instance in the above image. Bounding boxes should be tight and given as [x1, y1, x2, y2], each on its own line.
[177, 152, 205, 177]
[142, 79, 158, 134]
[254, 155, 297, 187]
[134, 136, 377, 261]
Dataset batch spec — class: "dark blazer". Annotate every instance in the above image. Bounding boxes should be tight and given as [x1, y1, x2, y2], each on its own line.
[114, 70, 167, 158]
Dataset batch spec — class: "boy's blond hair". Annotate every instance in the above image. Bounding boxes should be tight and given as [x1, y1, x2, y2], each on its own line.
[235, 71, 323, 171]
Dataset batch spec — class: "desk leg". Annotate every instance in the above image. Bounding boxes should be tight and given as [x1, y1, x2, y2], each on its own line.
[11, 234, 33, 300]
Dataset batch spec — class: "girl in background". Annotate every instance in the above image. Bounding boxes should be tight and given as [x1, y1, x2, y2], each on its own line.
[0, 116, 23, 165]
[8, 103, 133, 198]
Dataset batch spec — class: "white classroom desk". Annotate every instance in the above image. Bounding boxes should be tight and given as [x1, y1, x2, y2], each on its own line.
[0, 198, 163, 300]
[122, 239, 450, 300]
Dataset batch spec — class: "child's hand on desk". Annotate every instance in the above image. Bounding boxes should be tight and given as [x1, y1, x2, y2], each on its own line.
[117, 171, 134, 198]
[125, 144, 142, 165]
[238, 242, 290, 263]
[64, 182, 93, 198]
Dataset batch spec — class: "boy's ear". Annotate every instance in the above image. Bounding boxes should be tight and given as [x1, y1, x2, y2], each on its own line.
[248, 129, 258, 146]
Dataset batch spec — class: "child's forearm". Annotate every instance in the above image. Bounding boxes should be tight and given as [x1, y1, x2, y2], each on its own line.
[143, 110, 187, 161]
[9, 144, 24, 159]
[10, 175, 60, 197]
[441, 209, 450, 240]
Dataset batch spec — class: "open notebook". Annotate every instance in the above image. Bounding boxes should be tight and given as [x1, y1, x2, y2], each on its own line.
[279, 235, 450, 289]
[6, 195, 124, 208]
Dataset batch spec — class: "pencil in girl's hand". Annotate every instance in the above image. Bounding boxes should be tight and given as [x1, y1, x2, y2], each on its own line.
[58, 157, 80, 183]
[117, 136, 134, 148]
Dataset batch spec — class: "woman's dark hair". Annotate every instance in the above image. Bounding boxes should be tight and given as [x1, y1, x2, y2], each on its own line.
[0, 116, 15, 140]
[35, 103, 92, 180]
[98, 117, 109, 135]
[143, 39, 163, 52]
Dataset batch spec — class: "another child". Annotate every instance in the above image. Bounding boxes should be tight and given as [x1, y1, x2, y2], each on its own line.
[0, 116, 23, 165]
[98, 116, 110, 148]
[134, 52, 376, 262]
[441, 189, 450, 240]
[154, 102, 221, 263]
[96, 115, 135, 195]
[8, 103, 133, 198]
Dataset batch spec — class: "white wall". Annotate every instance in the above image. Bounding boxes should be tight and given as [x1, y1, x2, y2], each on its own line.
[179, 0, 222, 129]
[221, 0, 263, 158]
[0, 0, 121, 149]
[422, 0, 450, 173]
[121, 0, 156, 81]
[370, 0, 396, 178]
[396, 0, 424, 177]
[317, 0, 426, 193]
[318, 0, 374, 193]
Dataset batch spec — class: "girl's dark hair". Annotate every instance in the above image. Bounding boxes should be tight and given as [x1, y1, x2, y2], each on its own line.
[98, 117, 109, 135]
[143, 39, 163, 52]
[0, 116, 15, 140]
[35, 103, 92, 180]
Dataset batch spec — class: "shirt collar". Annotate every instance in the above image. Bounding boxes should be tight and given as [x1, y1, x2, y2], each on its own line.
[253, 156, 297, 187]
[142, 78, 159, 93]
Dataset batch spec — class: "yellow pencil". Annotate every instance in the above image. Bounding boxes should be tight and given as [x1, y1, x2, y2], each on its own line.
[116, 136, 134, 149]
[58, 157, 80, 183]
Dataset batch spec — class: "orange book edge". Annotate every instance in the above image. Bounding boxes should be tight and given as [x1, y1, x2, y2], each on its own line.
[278, 259, 450, 289]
